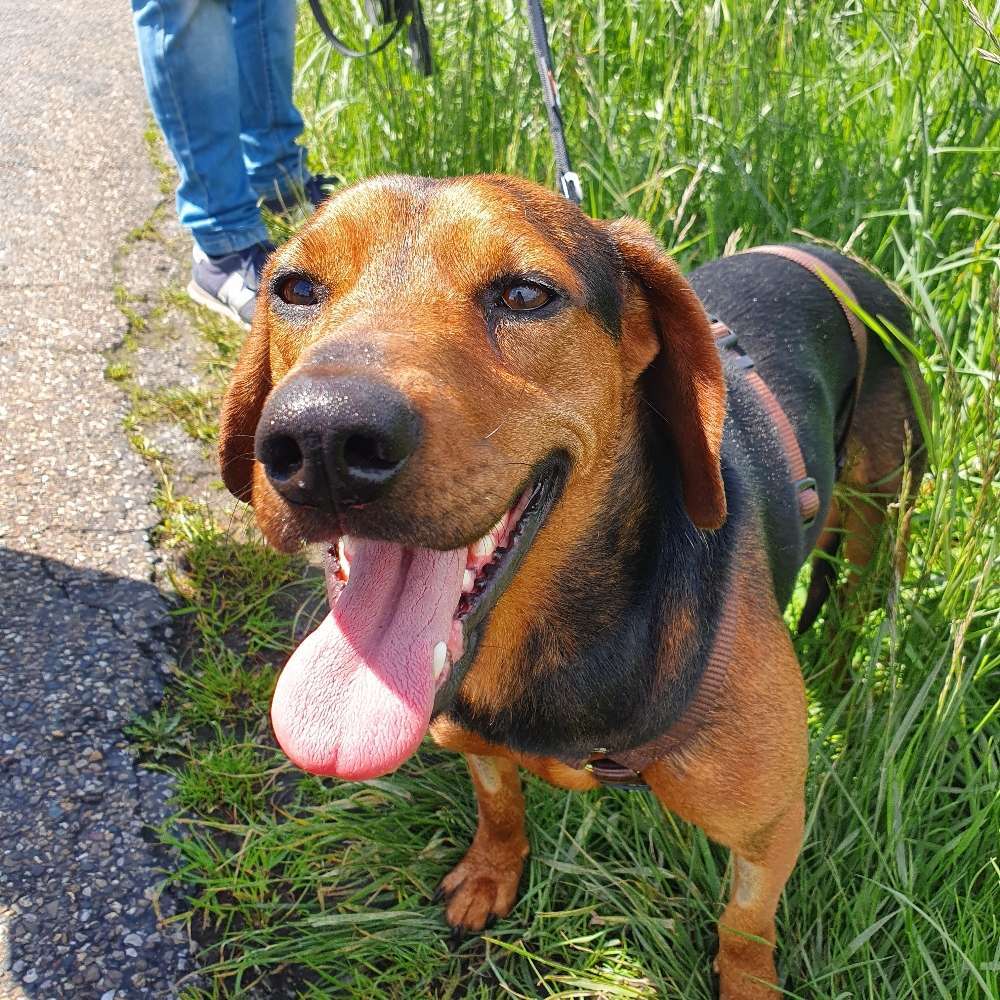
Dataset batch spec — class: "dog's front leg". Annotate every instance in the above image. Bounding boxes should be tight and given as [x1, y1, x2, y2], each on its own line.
[645, 592, 808, 999]
[439, 754, 529, 933]
[713, 798, 804, 997]
[647, 751, 805, 1000]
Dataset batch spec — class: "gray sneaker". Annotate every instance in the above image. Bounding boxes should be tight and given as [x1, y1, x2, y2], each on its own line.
[186, 242, 274, 329]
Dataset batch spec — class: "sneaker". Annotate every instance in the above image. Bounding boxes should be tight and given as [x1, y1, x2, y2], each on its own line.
[259, 173, 340, 215]
[186, 241, 274, 329]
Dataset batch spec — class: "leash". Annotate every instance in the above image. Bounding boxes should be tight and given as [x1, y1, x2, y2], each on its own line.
[307, 0, 433, 75]
[523, 0, 583, 205]
[308, 0, 580, 204]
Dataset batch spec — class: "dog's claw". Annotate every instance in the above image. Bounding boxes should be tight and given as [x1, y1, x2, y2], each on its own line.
[432, 884, 446, 904]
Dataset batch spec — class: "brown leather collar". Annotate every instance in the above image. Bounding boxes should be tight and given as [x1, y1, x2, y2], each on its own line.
[582, 245, 868, 788]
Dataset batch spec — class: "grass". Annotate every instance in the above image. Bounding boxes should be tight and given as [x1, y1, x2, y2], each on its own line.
[127, 1, 998, 996]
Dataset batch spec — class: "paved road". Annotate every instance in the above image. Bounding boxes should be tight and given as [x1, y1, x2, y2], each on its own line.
[0, 2, 190, 996]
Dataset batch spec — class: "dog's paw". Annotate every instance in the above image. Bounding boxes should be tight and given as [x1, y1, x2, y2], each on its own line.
[715, 941, 779, 1000]
[438, 842, 527, 934]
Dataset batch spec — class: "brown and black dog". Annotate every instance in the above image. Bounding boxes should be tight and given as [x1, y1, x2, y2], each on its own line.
[218, 174, 923, 998]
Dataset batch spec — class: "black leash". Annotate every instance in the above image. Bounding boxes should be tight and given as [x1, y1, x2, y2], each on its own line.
[523, 0, 582, 205]
[307, 0, 403, 59]
[307, 0, 432, 75]
[307, 0, 581, 206]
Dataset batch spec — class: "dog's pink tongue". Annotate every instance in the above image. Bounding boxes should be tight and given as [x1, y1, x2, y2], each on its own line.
[271, 541, 465, 780]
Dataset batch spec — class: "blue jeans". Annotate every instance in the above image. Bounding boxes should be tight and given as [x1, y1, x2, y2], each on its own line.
[132, 0, 310, 255]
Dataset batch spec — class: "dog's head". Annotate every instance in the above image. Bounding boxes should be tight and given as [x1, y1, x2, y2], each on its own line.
[219, 175, 725, 779]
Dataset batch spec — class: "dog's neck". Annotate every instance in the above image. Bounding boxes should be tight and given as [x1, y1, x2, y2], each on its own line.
[447, 404, 738, 763]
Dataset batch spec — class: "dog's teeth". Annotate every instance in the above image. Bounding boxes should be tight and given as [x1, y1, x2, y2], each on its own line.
[472, 534, 496, 559]
[516, 485, 533, 513]
[432, 641, 449, 681]
[337, 537, 351, 579]
[462, 569, 476, 593]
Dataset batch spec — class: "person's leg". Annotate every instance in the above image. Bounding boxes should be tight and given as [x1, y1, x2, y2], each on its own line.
[132, 0, 269, 255]
[231, 0, 310, 203]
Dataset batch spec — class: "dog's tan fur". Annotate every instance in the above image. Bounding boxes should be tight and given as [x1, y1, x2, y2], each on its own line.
[219, 175, 921, 998]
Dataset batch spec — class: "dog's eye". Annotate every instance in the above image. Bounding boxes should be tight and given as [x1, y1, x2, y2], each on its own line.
[276, 275, 318, 306]
[498, 281, 553, 312]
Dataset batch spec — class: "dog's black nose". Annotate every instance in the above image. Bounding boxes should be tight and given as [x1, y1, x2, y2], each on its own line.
[254, 372, 421, 509]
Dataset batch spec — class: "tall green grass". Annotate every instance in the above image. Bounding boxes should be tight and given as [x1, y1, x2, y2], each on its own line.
[139, 2, 997, 996]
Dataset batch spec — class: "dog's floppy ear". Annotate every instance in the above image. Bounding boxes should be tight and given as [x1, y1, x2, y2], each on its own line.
[218, 307, 272, 503]
[608, 218, 727, 529]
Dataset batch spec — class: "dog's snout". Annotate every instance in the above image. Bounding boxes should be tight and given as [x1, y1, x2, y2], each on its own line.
[255, 372, 421, 509]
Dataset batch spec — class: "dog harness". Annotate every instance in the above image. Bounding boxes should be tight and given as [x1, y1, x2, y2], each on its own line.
[584, 246, 869, 788]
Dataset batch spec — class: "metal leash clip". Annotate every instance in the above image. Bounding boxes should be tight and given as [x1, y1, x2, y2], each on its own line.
[560, 171, 583, 204]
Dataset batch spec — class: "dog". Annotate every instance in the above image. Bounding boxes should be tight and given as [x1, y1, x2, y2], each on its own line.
[217, 174, 924, 998]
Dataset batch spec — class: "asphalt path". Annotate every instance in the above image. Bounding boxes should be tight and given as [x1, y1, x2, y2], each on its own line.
[0, 2, 191, 996]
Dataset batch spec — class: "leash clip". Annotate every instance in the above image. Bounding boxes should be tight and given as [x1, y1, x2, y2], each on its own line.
[559, 171, 583, 204]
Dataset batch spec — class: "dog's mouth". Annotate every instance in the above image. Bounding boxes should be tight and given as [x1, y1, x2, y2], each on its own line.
[270, 457, 566, 780]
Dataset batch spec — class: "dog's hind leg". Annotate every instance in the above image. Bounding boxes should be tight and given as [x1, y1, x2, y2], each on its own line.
[801, 345, 927, 635]
[798, 496, 843, 633]
[438, 754, 529, 933]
